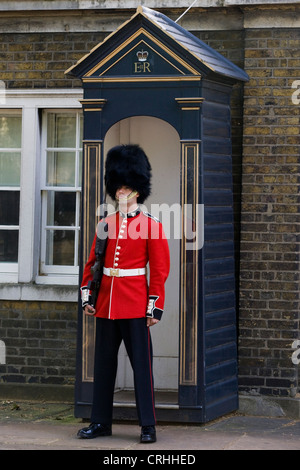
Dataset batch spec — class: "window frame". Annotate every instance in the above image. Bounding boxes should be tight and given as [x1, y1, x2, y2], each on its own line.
[0, 89, 83, 293]
[39, 109, 82, 277]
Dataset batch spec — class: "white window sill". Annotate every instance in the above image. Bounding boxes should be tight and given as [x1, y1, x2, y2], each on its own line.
[35, 274, 79, 285]
[0, 282, 78, 302]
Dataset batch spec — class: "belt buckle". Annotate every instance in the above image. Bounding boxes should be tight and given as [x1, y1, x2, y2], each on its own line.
[110, 268, 120, 277]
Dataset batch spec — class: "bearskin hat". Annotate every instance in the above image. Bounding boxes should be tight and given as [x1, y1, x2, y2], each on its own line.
[105, 144, 152, 204]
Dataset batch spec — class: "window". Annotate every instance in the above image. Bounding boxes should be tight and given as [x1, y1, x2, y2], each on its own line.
[40, 111, 83, 276]
[0, 112, 22, 270]
[0, 89, 83, 298]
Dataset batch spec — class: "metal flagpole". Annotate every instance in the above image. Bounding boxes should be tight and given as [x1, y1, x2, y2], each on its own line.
[175, 0, 199, 23]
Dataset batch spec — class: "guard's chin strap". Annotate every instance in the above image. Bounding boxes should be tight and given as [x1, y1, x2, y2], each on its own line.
[116, 190, 138, 201]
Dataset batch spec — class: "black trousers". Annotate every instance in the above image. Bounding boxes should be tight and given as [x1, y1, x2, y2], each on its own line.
[91, 317, 156, 427]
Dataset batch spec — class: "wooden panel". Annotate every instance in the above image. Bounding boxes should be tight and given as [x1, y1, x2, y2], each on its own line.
[206, 360, 237, 385]
[206, 343, 237, 367]
[205, 290, 235, 312]
[200, 83, 238, 422]
[205, 275, 235, 295]
[204, 189, 233, 206]
[204, 240, 234, 259]
[203, 154, 232, 172]
[205, 258, 235, 276]
[204, 172, 233, 189]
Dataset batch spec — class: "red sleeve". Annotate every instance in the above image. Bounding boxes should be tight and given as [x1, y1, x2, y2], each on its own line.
[147, 219, 170, 320]
[81, 232, 97, 288]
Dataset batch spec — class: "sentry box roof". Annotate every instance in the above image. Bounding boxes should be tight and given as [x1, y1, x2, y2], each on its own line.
[66, 5, 249, 84]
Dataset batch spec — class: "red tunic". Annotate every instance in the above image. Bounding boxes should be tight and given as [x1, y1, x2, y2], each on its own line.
[81, 209, 170, 320]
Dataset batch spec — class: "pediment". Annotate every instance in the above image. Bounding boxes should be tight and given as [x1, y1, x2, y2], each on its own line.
[82, 29, 200, 82]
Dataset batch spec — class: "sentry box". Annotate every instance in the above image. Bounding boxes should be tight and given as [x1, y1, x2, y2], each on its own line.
[66, 6, 248, 424]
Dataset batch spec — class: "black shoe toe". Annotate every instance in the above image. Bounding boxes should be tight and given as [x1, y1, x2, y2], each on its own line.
[77, 423, 112, 439]
[140, 425, 156, 443]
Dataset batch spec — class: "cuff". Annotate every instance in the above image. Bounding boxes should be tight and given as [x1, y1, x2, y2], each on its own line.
[146, 295, 163, 321]
[80, 286, 91, 309]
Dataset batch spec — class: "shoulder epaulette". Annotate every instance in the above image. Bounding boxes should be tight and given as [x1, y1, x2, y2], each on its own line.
[143, 211, 160, 223]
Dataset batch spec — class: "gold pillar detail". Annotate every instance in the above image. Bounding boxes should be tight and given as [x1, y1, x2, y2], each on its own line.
[82, 141, 102, 382]
[180, 142, 199, 386]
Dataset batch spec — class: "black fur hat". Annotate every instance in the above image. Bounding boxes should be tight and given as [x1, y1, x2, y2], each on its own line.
[105, 144, 152, 204]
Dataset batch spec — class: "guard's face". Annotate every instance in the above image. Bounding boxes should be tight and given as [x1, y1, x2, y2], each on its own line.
[116, 186, 139, 201]
[116, 186, 132, 200]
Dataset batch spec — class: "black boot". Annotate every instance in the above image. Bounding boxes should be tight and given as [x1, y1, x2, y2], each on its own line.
[140, 425, 156, 443]
[77, 423, 112, 439]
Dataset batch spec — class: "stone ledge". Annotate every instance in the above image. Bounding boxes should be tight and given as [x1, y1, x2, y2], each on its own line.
[0, 283, 78, 303]
[0, 1, 297, 12]
[0, 2, 298, 33]
[0, 383, 74, 403]
[239, 394, 300, 419]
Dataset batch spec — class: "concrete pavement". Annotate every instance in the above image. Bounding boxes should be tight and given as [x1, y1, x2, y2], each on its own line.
[1, 400, 300, 451]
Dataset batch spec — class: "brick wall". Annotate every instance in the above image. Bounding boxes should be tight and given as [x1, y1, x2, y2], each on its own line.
[239, 28, 300, 398]
[0, 32, 106, 88]
[0, 300, 77, 388]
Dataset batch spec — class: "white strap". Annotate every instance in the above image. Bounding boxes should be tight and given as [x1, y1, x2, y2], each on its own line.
[103, 267, 146, 277]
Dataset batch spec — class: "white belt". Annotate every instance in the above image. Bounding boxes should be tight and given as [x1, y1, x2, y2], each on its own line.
[103, 267, 146, 277]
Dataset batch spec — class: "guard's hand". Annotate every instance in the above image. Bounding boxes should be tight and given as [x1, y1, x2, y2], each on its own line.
[147, 317, 159, 327]
[84, 305, 96, 316]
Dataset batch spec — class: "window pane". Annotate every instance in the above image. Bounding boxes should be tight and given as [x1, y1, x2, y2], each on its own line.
[47, 191, 76, 226]
[0, 230, 18, 262]
[0, 152, 21, 186]
[46, 229, 75, 266]
[46, 151, 75, 186]
[47, 114, 76, 148]
[0, 116, 22, 148]
[0, 191, 20, 225]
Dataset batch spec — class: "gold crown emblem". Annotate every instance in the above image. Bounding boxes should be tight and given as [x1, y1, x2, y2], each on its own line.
[136, 50, 148, 62]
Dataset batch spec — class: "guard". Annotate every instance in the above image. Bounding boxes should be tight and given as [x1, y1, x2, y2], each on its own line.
[77, 144, 170, 443]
